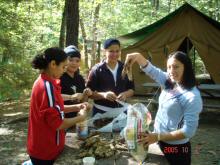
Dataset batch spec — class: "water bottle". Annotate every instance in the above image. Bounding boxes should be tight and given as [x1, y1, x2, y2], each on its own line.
[76, 119, 88, 140]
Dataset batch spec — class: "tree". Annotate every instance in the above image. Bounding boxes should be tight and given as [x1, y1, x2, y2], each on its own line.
[59, 1, 67, 48]
[168, 0, 172, 13]
[79, 18, 89, 68]
[65, 0, 79, 47]
[79, 1, 102, 68]
[91, 3, 101, 66]
[1, 0, 219, 101]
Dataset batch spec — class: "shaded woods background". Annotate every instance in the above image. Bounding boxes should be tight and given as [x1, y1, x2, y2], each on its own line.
[1, 0, 219, 101]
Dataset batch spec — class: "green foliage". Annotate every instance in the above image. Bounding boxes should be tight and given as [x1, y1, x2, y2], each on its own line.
[79, 0, 220, 44]
[0, 0, 219, 101]
[0, 0, 64, 101]
[0, 59, 38, 101]
[189, 50, 207, 75]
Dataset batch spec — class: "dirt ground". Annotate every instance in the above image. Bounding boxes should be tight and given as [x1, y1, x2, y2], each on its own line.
[0, 97, 219, 165]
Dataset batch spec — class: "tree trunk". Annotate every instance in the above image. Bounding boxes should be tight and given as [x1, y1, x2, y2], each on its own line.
[215, 0, 219, 20]
[91, 3, 101, 66]
[40, 13, 44, 43]
[208, 0, 213, 18]
[96, 41, 101, 63]
[155, 0, 159, 11]
[79, 18, 89, 69]
[151, 0, 159, 17]
[168, 0, 172, 13]
[59, 1, 67, 48]
[152, 0, 155, 7]
[65, 0, 79, 47]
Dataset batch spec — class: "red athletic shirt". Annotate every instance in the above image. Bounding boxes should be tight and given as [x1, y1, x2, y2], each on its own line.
[27, 74, 65, 160]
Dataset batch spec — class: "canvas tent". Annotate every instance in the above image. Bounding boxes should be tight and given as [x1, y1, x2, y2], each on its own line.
[118, 3, 220, 95]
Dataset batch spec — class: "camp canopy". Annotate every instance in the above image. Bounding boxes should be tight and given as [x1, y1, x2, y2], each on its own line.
[118, 3, 220, 95]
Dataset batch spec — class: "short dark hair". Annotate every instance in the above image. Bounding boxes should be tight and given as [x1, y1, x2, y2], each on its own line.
[31, 47, 67, 70]
[167, 51, 196, 90]
[103, 38, 120, 49]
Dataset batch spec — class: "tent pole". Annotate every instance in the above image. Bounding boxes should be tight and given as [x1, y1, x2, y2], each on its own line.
[193, 47, 196, 72]
[164, 46, 168, 58]
[187, 37, 189, 56]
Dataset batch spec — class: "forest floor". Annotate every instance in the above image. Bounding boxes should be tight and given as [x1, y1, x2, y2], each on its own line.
[0, 97, 219, 165]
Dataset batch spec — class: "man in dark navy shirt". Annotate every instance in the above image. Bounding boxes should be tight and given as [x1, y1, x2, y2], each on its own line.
[86, 39, 134, 115]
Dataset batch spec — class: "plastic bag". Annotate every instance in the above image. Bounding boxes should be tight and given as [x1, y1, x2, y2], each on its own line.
[87, 107, 127, 132]
[123, 103, 152, 162]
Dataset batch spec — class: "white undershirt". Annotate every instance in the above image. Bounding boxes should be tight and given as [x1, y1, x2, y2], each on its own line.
[107, 62, 119, 86]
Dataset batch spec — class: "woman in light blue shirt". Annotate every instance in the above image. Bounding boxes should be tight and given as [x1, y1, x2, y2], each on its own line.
[125, 51, 202, 165]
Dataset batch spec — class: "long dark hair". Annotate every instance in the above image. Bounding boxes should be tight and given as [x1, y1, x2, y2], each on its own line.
[165, 51, 196, 90]
[32, 47, 67, 70]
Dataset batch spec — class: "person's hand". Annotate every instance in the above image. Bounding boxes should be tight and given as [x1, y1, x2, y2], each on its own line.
[138, 132, 158, 148]
[103, 91, 117, 101]
[83, 88, 93, 97]
[78, 108, 87, 115]
[125, 52, 147, 67]
[78, 102, 91, 111]
[124, 53, 140, 67]
[71, 93, 83, 102]
[77, 102, 92, 118]
[117, 92, 127, 101]
[78, 109, 87, 119]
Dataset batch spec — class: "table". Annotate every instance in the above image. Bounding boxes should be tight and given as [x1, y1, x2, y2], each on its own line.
[198, 84, 220, 90]
[142, 83, 161, 99]
[55, 132, 169, 165]
[142, 83, 160, 88]
[197, 84, 220, 99]
[142, 83, 220, 99]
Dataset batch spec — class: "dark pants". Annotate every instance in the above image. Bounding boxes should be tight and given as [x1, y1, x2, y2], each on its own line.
[30, 156, 55, 165]
[158, 141, 191, 165]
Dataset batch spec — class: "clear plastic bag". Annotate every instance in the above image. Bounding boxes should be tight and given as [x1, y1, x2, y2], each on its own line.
[87, 108, 127, 132]
[123, 103, 152, 162]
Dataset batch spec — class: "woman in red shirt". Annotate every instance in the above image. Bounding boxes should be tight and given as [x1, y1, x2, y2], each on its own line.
[26, 47, 90, 165]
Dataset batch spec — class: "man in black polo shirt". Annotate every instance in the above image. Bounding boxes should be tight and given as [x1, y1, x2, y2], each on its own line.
[86, 38, 135, 116]
[61, 45, 92, 118]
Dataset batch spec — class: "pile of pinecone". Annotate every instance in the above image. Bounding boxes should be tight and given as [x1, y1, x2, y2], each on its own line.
[78, 133, 127, 159]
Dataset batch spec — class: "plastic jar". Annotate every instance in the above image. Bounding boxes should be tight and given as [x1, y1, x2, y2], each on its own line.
[76, 120, 88, 140]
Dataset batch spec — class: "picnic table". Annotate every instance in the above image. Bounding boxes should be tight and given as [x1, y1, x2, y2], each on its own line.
[197, 84, 220, 99]
[142, 83, 220, 99]
[142, 83, 160, 99]
[55, 132, 168, 165]
[142, 83, 220, 110]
